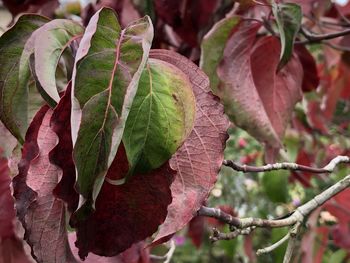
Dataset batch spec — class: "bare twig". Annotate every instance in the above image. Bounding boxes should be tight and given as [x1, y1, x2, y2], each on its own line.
[299, 26, 350, 43]
[150, 240, 176, 263]
[256, 233, 290, 255]
[222, 156, 349, 174]
[283, 222, 301, 263]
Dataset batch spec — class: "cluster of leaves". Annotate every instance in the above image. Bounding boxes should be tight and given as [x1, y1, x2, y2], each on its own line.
[1, 0, 350, 262]
[0, 4, 230, 262]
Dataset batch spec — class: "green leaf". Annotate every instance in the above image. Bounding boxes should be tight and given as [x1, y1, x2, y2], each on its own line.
[123, 59, 196, 174]
[272, 2, 302, 70]
[200, 16, 240, 94]
[261, 170, 289, 203]
[0, 14, 49, 143]
[71, 7, 153, 212]
[32, 19, 84, 106]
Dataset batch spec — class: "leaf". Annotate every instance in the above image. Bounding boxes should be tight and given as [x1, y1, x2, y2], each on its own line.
[294, 44, 319, 92]
[123, 59, 195, 174]
[0, 147, 32, 263]
[13, 106, 76, 263]
[200, 16, 241, 94]
[0, 14, 48, 143]
[50, 83, 79, 212]
[32, 19, 84, 106]
[68, 233, 150, 263]
[70, 144, 174, 259]
[149, 49, 229, 245]
[187, 216, 205, 249]
[2, 0, 59, 16]
[218, 32, 303, 162]
[71, 7, 153, 214]
[272, 1, 302, 70]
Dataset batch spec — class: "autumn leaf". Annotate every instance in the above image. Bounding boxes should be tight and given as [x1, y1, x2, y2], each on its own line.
[0, 14, 48, 143]
[217, 21, 303, 161]
[149, 49, 229, 245]
[71, 144, 174, 259]
[71, 7, 153, 215]
[29, 19, 84, 106]
[200, 16, 241, 94]
[122, 59, 196, 175]
[0, 148, 32, 263]
[13, 106, 76, 263]
[50, 83, 79, 212]
[272, 1, 302, 70]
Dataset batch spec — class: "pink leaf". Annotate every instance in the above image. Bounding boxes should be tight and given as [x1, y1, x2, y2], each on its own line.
[0, 148, 32, 263]
[217, 25, 303, 161]
[149, 49, 229, 245]
[13, 106, 76, 263]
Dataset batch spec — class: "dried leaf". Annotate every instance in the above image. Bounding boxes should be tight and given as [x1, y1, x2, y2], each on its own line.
[149, 49, 229, 245]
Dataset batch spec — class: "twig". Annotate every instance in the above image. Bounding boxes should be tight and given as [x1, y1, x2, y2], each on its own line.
[299, 26, 350, 43]
[222, 156, 349, 173]
[210, 227, 253, 242]
[150, 240, 176, 263]
[283, 222, 301, 263]
[256, 233, 290, 255]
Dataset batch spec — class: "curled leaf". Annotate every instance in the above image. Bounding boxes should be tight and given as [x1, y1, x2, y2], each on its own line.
[149, 49, 229, 245]
[0, 14, 48, 143]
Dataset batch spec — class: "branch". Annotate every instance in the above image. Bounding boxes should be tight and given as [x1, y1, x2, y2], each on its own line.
[222, 156, 349, 174]
[299, 26, 350, 43]
[200, 173, 350, 230]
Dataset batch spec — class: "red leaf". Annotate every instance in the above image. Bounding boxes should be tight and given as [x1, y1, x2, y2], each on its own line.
[154, 0, 219, 47]
[187, 216, 205, 248]
[324, 189, 350, 223]
[71, 145, 175, 259]
[244, 234, 256, 262]
[68, 233, 150, 263]
[217, 21, 303, 162]
[3, 0, 59, 17]
[251, 36, 303, 162]
[13, 106, 75, 263]
[314, 226, 330, 263]
[50, 84, 79, 212]
[332, 224, 350, 250]
[149, 49, 229, 245]
[295, 44, 319, 92]
[0, 149, 15, 239]
[290, 150, 314, 187]
[0, 148, 32, 263]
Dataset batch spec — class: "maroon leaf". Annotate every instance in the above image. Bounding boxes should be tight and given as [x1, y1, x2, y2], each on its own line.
[3, 0, 59, 17]
[218, 30, 303, 162]
[13, 106, 75, 263]
[71, 145, 174, 259]
[295, 44, 319, 92]
[68, 233, 150, 263]
[290, 150, 314, 187]
[187, 216, 205, 248]
[50, 83, 79, 212]
[154, 0, 220, 47]
[0, 148, 32, 263]
[149, 49, 229, 245]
